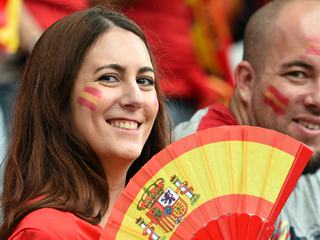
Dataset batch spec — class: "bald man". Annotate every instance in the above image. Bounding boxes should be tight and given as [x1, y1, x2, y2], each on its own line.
[175, 0, 320, 238]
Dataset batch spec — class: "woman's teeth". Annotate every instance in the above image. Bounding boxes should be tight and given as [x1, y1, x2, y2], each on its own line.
[109, 120, 139, 130]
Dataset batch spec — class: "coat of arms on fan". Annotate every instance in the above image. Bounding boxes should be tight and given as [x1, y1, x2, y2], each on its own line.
[136, 175, 200, 238]
[101, 126, 313, 240]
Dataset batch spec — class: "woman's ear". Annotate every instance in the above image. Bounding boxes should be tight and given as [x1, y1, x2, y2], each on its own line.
[234, 60, 256, 104]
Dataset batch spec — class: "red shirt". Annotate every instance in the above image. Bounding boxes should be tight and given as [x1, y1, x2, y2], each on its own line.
[9, 208, 102, 240]
[198, 104, 238, 131]
[173, 104, 238, 140]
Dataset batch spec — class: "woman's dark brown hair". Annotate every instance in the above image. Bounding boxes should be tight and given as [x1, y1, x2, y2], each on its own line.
[0, 6, 170, 239]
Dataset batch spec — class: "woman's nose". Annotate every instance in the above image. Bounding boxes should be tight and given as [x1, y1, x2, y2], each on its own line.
[120, 81, 143, 110]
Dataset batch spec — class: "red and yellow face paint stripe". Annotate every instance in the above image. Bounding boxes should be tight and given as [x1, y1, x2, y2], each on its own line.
[77, 86, 102, 111]
[306, 40, 320, 56]
[263, 85, 289, 115]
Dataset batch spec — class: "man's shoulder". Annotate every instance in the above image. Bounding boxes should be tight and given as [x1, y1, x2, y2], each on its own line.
[173, 103, 236, 140]
[173, 107, 209, 140]
[273, 171, 320, 239]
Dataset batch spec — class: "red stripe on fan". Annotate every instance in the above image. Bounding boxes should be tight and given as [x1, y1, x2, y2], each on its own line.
[189, 126, 303, 156]
[171, 194, 273, 239]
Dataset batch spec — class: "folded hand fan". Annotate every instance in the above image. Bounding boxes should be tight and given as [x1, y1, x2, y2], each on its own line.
[101, 126, 312, 240]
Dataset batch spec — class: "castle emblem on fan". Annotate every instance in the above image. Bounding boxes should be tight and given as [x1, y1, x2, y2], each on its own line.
[136, 175, 200, 239]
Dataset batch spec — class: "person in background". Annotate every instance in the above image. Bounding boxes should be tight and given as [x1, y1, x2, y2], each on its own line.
[0, 0, 100, 193]
[0, 0, 95, 208]
[0, 0, 91, 133]
[20, 0, 90, 52]
[0, 7, 170, 239]
[174, 0, 320, 238]
[0, 0, 23, 139]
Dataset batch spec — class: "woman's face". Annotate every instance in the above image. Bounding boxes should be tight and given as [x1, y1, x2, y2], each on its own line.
[71, 27, 159, 171]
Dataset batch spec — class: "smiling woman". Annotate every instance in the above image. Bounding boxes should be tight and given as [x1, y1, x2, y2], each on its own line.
[71, 27, 160, 173]
[0, 7, 171, 240]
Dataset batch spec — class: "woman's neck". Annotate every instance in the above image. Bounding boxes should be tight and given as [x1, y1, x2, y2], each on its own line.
[99, 162, 128, 228]
[99, 186, 125, 228]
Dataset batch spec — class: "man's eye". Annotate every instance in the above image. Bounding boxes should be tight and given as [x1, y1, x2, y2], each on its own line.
[283, 70, 310, 85]
[137, 77, 155, 86]
[98, 75, 118, 83]
[286, 71, 307, 78]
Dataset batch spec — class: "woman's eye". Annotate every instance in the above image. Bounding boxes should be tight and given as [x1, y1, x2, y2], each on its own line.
[98, 75, 118, 83]
[137, 77, 155, 86]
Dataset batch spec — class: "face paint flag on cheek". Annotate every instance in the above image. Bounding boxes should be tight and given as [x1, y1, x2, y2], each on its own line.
[263, 86, 289, 115]
[77, 86, 102, 111]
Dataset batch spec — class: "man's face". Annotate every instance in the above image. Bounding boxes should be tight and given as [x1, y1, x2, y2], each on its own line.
[248, 3, 320, 172]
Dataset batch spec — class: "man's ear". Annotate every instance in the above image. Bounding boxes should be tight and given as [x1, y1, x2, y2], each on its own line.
[234, 60, 256, 104]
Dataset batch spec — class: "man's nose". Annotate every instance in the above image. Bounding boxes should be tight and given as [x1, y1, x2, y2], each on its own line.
[304, 82, 320, 114]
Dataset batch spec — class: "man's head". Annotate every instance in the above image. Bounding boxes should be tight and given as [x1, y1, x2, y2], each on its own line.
[231, 0, 320, 173]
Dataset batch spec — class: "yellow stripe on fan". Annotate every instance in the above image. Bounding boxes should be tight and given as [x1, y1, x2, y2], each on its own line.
[182, 141, 293, 202]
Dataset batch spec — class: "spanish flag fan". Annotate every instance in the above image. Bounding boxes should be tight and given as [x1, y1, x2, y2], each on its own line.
[101, 126, 312, 240]
[0, 0, 21, 53]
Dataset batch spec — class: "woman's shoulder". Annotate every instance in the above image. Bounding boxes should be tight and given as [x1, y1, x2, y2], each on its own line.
[9, 208, 102, 240]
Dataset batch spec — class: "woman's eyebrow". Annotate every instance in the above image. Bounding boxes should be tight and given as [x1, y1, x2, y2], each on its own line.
[94, 64, 125, 74]
[138, 66, 155, 75]
[94, 64, 155, 75]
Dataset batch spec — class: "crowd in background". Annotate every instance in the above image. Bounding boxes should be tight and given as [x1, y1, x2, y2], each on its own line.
[2, 1, 320, 239]
[0, 0, 269, 164]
